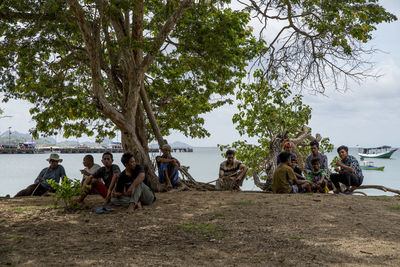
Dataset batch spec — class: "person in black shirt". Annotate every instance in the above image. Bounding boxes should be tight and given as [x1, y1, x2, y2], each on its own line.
[78, 152, 120, 204]
[111, 152, 155, 213]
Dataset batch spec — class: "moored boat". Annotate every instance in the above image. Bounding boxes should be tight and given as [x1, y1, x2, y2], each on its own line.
[360, 161, 384, 171]
[358, 146, 398, 159]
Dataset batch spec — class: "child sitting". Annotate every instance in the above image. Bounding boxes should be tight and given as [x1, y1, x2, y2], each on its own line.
[306, 158, 327, 193]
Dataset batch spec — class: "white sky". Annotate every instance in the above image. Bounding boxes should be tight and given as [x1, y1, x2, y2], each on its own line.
[1, 0, 399, 147]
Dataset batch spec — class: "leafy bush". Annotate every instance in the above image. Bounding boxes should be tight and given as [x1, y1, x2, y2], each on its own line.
[48, 177, 83, 210]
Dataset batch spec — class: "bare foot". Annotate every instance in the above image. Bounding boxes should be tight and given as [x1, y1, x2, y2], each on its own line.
[136, 201, 142, 210]
[126, 206, 135, 214]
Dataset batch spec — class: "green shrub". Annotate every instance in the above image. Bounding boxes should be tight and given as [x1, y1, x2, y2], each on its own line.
[48, 177, 83, 210]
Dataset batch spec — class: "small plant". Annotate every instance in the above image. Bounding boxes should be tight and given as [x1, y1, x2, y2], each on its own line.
[48, 177, 83, 210]
[179, 222, 226, 240]
[330, 156, 341, 172]
[388, 205, 400, 211]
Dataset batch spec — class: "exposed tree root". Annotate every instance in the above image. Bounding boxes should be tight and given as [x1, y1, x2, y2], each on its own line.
[350, 185, 400, 195]
[179, 166, 217, 191]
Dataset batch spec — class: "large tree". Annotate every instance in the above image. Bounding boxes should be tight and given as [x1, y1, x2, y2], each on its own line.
[240, 0, 397, 92]
[0, 0, 259, 189]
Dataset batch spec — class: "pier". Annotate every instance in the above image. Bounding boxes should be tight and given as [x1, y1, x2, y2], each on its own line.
[0, 147, 193, 154]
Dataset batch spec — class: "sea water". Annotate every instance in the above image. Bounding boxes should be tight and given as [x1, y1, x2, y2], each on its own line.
[0, 147, 399, 197]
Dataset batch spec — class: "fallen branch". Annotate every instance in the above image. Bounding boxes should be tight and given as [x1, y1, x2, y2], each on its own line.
[350, 185, 400, 195]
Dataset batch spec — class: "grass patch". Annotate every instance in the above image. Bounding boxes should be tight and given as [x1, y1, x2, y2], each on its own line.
[10, 205, 52, 212]
[6, 235, 23, 241]
[387, 205, 400, 211]
[290, 235, 305, 240]
[0, 218, 6, 223]
[179, 222, 226, 240]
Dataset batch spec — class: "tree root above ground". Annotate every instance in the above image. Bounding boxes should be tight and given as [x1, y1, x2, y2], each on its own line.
[350, 185, 400, 196]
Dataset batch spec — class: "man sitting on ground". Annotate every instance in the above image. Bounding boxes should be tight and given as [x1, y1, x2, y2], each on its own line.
[304, 140, 329, 175]
[14, 153, 66, 197]
[78, 152, 120, 204]
[217, 149, 248, 191]
[306, 158, 327, 193]
[156, 144, 180, 189]
[330, 145, 364, 195]
[111, 152, 155, 213]
[273, 152, 311, 193]
[80, 154, 101, 183]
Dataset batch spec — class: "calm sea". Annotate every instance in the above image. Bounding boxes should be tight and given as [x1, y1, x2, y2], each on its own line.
[0, 147, 399, 197]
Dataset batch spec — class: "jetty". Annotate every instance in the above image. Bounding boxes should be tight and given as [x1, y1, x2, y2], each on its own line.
[0, 147, 193, 154]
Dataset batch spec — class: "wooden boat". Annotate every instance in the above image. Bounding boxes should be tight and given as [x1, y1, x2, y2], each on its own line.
[360, 161, 384, 171]
[358, 146, 398, 159]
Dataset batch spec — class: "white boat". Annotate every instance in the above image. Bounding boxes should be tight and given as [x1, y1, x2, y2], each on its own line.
[358, 146, 398, 159]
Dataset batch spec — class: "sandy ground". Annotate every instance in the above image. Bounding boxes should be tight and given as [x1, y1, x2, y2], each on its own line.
[1, 191, 400, 266]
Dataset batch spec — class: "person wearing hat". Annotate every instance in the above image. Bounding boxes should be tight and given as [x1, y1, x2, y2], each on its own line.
[14, 153, 67, 197]
[156, 144, 180, 189]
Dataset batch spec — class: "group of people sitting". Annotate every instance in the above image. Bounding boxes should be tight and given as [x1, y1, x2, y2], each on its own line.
[14, 140, 364, 212]
[273, 141, 364, 195]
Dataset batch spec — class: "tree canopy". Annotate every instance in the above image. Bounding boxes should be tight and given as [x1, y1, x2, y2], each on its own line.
[0, 0, 260, 143]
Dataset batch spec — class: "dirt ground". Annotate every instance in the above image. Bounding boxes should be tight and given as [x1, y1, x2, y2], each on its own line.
[1, 191, 400, 266]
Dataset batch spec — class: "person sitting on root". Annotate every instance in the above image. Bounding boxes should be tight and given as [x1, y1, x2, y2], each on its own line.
[273, 152, 312, 194]
[330, 145, 364, 195]
[111, 152, 155, 213]
[306, 158, 327, 193]
[156, 144, 181, 189]
[80, 154, 101, 184]
[216, 149, 248, 191]
[277, 141, 295, 165]
[78, 152, 120, 204]
[304, 140, 329, 176]
[14, 153, 66, 197]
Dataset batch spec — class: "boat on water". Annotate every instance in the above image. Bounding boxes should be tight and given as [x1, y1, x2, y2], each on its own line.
[358, 146, 398, 159]
[360, 161, 384, 171]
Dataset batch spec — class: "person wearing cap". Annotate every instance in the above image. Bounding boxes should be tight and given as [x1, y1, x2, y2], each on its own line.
[156, 144, 180, 189]
[277, 141, 295, 165]
[14, 153, 67, 197]
[304, 140, 329, 176]
[217, 149, 248, 191]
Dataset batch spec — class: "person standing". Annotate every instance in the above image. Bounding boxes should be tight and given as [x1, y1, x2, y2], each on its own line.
[111, 152, 155, 213]
[330, 145, 364, 194]
[14, 154, 66, 197]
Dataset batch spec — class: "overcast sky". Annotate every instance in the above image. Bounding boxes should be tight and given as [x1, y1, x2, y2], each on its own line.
[1, 1, 399, 148]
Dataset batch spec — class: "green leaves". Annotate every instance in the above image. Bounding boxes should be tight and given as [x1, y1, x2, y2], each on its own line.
[0, 0, 261, 143]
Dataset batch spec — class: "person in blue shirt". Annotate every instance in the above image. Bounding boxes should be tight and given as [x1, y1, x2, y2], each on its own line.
[14, 153, 66, 197]
[330, 145, 364, 194]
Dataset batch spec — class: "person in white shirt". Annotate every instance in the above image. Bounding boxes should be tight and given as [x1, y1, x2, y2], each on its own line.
[80, 154, 101, 183]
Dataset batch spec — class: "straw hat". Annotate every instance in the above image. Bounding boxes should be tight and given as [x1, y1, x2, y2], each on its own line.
[46, 153, 63, 162]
